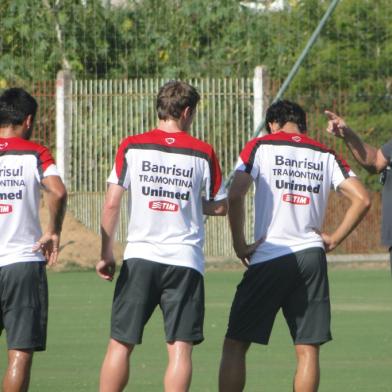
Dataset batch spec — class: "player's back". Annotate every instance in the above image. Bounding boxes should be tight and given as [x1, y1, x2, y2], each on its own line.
[0, 137, 55, 265]
[238, 131, 353, 263]
[108, 129, 223, 273]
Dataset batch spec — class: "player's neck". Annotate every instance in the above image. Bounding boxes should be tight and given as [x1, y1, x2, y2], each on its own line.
[157, 119, 187, 134]
[276, 122, 302, 134]
[0, 126, 22, 138]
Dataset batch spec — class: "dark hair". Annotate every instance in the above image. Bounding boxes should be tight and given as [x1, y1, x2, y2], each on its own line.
[265, 100, 307, 133]
[156, 81, 200, 120]
[0, 88, 38, 127]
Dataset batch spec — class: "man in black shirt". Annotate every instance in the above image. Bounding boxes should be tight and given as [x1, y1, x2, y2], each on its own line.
[325, 110, 392, 276]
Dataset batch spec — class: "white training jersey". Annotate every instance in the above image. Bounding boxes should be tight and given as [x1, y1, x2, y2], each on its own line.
[236, 131, 355, 265]
[108, 129, 226, 274]
[0, 137, 60, 267]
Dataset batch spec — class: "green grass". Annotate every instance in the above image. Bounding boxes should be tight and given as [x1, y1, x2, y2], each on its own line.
[1, 268, 391, 391]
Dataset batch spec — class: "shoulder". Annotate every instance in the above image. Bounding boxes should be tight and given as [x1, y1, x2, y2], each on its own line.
[3, 138, 51, 157]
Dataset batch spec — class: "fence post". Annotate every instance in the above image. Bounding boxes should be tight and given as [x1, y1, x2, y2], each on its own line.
[253, 65, 269, 136]
[56, 69, 72, 187]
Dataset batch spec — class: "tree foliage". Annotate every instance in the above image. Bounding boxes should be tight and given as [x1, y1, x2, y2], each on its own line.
[1, 0, 391, 188]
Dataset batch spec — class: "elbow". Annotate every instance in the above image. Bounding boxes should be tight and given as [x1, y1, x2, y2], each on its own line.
[216, 202, 228, 216]
[363, 194, 372, 212]
[359, 191, 372, 213]
[53, 186, 68, 204]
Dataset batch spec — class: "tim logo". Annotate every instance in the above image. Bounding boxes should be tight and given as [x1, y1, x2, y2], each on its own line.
[0, 142, 8, 150]
[165, 138, 175, 145]
[282, 193, 310, 205]
[0, 204, 12, 214]
[149, 200, 179, 212]
[291, 136, 302, 143]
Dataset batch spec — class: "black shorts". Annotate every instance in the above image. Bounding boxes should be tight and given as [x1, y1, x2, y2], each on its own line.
[226, 247, 332, 345]
[0, 262, 48, 351]
[111, 258, 205, 345]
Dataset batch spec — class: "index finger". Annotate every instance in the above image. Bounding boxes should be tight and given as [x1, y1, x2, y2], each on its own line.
[324, 110, 339, 120]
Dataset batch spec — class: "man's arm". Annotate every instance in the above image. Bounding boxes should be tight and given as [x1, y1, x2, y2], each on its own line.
[202, 198, 228, 216]
[322, 177, 371, 252]
[35, 175, 67, 266]
[96, 183, 125, 281]
[325, 110, 389, 173]
[228, 171, 263, 267]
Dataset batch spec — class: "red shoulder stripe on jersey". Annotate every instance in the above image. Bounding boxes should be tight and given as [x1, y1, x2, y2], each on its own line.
[0, 138, 55, 180]
[114, 131, 223, 198]
[240, 132, 351, 177]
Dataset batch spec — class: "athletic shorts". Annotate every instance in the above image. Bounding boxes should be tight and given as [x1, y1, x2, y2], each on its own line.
[111, 258, 205, 345]
[0, 262, 48, 351]
[226, 247, 332, 345]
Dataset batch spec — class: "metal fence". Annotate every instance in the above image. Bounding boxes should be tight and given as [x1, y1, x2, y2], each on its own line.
[34, 77, 385, 258]
[67, 78, 255, 257]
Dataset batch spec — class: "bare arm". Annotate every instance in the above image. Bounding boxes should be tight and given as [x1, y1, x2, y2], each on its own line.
[322, 177, 371, 252]
[325, 110, 389, 173]
[96, 183, 125, 281]
[202, 198, 228, 216]
[228, 171, 263, 267]
[36, 175, 67, 266]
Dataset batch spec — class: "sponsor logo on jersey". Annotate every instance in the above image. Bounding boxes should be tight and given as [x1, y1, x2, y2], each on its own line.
[149, 200, 179, 212]
[282, 193, 310, 205]
[0, 142, 9, 150]
[292, 136, 302, 143]
[165, 137, 175, 145]
[0, 204, 12, 214]
[0, 190, 23, 200]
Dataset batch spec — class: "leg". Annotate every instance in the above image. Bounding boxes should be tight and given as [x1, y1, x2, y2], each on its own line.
[219, 338, 251, 392]
[99, 338, 134, 392]
[2, 349, 33, 392]
[164, 341, 193, 392]
[389, 247, 392, 277]
[293, 344, 320, 392]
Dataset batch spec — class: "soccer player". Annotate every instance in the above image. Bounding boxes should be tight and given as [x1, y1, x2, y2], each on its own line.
[0, 88, 67, 391]
[96, 80, 227, 392]
[325, 110, 392, 276]
[219, 100, 370, 392]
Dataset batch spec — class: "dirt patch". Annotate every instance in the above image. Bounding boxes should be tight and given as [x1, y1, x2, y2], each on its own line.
[39, 202, 124, 271]
[39, 201, 390, 272]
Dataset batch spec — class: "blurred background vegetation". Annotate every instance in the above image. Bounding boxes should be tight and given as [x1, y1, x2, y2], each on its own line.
[1, 0, 391, 189]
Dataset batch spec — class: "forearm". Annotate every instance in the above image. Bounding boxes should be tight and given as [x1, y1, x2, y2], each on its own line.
[100, 205, 120, 258]
[228, 196, 247, 251]
[344, 129, 379, 173]
[330, 197, 370, 248]
[44, 190, 67, 234]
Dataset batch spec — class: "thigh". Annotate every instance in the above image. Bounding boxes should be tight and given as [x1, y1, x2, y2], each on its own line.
[1, 262, 48, 351]
[282, 248, 332, 345]
[111, 258, 161, 345]
[226, 257, 297, 345]
[160, 266, 205, 345]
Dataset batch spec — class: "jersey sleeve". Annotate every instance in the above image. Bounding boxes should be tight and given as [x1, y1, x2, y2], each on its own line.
[235, 138, 261, 179]
[204, 148, 226, 201]
[107, 138, 131, 188]
[37, 146, 59, 181]
[331, 153, 356, 190]
[381, 139, 392, 161]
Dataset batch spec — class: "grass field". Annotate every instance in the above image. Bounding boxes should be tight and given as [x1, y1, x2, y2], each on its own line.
[1, 266, 391, 391]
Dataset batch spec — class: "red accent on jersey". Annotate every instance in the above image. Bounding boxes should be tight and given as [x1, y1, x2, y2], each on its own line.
[0, 137, 55, 175]
[115, 129, 223, 199]
[0, 204, 12, 214]
[282, 193, 310, 205]
[149, 200, 179, 212]
[240, 131, 351, 177]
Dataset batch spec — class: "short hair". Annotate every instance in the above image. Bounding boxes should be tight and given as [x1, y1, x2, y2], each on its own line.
[265, 100, 307, 134]
[0, 88, 38, 127]
[156, 81, 200, 120]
